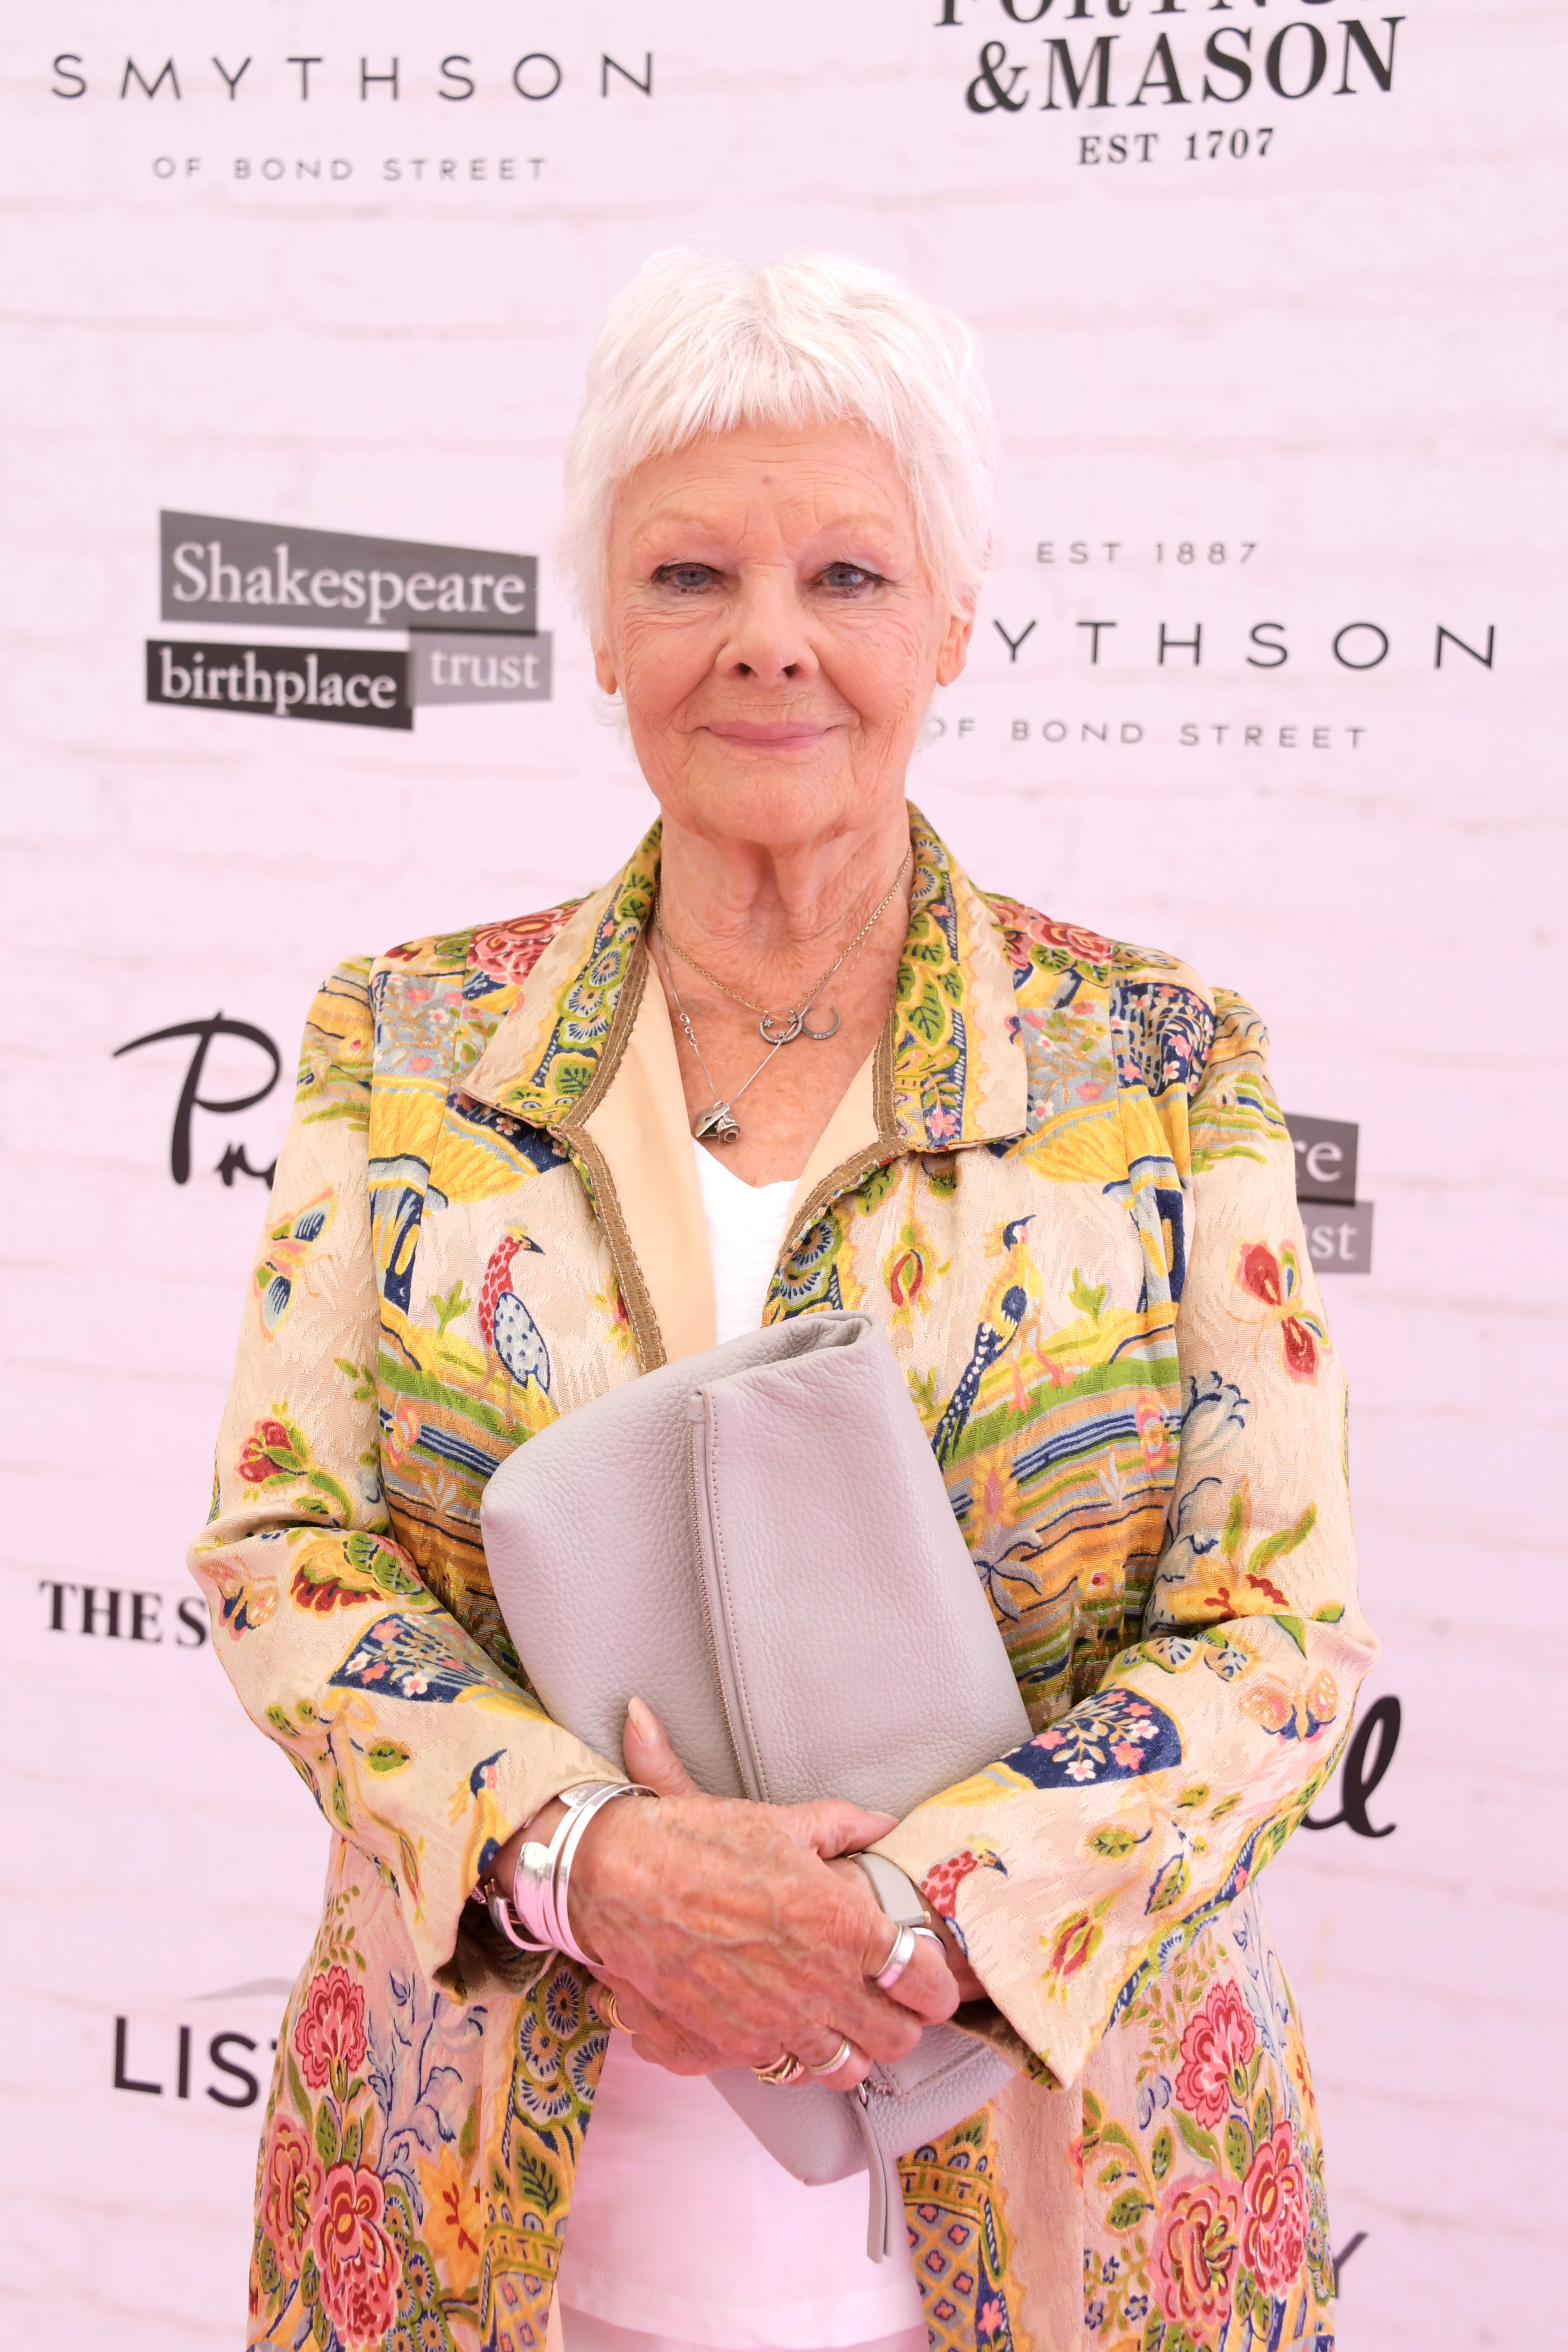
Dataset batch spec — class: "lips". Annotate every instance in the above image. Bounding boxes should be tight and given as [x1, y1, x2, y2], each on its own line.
[702, 721, 833, 748]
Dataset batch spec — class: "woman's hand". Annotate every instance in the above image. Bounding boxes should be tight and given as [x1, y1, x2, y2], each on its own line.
[501, 1699, 963, 2088]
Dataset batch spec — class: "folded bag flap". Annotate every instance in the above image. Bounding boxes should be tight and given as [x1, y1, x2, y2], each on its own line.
[692, 1327, 1032, 1818]
[479, 1313, 862, 1796]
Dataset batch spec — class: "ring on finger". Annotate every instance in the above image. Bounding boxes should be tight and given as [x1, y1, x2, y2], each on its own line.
[873, 1922, 918, 1991]
[753, 2051, 809, 2087]
[597, 1987, 629, 2033]
[810, 2036, 856, 2080]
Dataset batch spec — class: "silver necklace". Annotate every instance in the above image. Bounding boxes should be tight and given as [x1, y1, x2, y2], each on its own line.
[657, 846, 912, 1049]
[658, 934, 783, 1143]
[655, 848, 912, 1143]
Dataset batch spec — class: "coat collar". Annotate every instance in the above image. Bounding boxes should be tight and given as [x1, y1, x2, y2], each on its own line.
[461, 807, 1028, 1367]
[465, 806, 1027, 1152]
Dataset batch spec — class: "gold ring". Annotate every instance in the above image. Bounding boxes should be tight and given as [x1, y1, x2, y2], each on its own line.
[810, 2036, 855, 2079]
[597, 1987, 629, 2033]
[752, 2051, 809, 2087]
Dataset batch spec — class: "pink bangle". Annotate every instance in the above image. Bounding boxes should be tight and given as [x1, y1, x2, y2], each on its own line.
[481, 1781, 653, 1961]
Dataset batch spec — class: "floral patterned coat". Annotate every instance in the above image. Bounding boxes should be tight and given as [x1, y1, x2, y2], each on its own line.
[192, 808, 1375, 2352]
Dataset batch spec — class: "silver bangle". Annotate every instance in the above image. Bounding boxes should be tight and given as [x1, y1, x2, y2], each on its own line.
[485, 1781, 653, 1960]
[547, 1782, 646, 1962]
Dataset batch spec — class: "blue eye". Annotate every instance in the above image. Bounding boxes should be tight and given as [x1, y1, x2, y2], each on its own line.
[655, 564, 717, 593]
[820, 564, 882, 592]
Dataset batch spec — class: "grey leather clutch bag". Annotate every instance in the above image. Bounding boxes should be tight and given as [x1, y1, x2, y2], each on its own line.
[480, 1309, 1031, 2257]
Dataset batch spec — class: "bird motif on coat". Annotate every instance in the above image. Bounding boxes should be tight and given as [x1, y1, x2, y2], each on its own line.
[478, 1231, 550, 1392]
[931, 1216, 1041, 1467]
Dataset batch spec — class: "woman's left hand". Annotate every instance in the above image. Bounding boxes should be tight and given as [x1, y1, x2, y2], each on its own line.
[586, 1702, 985, 2069]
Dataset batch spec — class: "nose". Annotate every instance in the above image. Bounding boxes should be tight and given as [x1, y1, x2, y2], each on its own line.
[718, 565, 819, 688]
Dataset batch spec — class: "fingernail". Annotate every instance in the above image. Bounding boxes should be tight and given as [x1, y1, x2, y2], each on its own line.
[627, 1695, 660, 1743]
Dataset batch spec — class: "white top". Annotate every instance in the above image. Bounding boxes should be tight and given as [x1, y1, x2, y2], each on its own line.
[552, 1142, 924, 2352]
[692, 1141, 800, 1347]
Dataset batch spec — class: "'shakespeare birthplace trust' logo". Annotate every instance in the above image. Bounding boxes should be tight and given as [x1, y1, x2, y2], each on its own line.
[148, 511, 552, 727]
[147, 639, 411, 728]
[160, 512, 536, 630]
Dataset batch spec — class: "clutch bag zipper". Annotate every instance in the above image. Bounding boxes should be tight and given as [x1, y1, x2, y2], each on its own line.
[688, 1389, 751, 1796]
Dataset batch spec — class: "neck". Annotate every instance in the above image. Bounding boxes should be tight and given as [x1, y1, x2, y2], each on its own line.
[655, 805, 913, 999]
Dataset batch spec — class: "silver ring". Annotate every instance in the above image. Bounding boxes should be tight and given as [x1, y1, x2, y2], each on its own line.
[811, 2036, 856, 2079]
[873, 1922, 918, 1992]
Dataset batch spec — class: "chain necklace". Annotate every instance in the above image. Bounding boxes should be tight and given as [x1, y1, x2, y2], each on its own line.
[658, 938, 783, 1143]
[657, 844, 912, 1049]
[656, 845, 912, 1144]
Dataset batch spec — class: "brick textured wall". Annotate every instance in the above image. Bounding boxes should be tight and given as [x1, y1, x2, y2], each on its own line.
[0, 4, 1557, 2343]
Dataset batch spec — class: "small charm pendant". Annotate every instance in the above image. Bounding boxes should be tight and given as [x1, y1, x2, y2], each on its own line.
[759, 1009, 805, 1047]
[799, 1007, 842, 1041]
[693, 1103, 740, 1143]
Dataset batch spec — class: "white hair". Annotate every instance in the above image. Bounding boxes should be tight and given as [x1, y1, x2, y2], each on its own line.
[561, 251, 996, 640]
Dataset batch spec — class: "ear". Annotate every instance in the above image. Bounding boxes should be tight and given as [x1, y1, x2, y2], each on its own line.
[935, 608, 974, 688]
[593, 643, 619, 696]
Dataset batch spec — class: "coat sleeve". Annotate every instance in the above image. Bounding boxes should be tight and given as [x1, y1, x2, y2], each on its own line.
[187, 959, 620, 1984]
[875, 988, 1378, 2085]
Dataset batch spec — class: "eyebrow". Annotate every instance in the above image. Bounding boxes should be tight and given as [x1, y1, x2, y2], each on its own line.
[632, 511, 907, 554]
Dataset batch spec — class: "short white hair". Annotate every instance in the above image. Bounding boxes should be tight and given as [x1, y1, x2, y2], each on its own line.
[561, 251, 996, 640]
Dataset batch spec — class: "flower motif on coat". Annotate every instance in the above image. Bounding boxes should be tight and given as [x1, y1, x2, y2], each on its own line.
[1242, 2122, 1309, 2295]
[471, 905, 579, 988]
[1175, 1978, 1257, 2129]
[311, 2161, 402, 2350]
[262, 2114, 320, 2277]
[1161, 1471, 1319, 1629]
[235, 1406, 353, 1525]
[884, 1197, 952, 1333]
[988, 898, 1114, 982]
[1154, 2176, 1241, 2336]
[1043, 1898, 1110, 1989]
[1007, 1689, 1182, 1790]
[239, 1415, 298, 1485]
[1136, 1398, 1174, 1474]
[417, 2143, 482, 2296]
[294, 1962, 368, 2092]
[1232, 1240, 1329, 1383]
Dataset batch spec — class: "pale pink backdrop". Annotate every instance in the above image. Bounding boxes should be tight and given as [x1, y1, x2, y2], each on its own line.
[1, 3, 1560, 2344]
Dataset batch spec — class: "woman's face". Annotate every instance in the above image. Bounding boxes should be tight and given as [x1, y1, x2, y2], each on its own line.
[595, 421, 972, 852]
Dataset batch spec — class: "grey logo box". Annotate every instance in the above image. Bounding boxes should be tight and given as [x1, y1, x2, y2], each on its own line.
[409, 632, 553, 704]
[1285, 1112, 1358, 1204]
[160, 512, 536, 634]
[1302, 1201, 1374, 1276]
[146, 640, 410, 730]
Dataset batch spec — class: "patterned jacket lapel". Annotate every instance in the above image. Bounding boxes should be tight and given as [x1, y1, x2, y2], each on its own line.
[459, 811, 1028, 1368]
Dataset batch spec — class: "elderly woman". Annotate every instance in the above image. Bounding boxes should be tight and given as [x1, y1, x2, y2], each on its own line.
[194, 254, 1374, 2352]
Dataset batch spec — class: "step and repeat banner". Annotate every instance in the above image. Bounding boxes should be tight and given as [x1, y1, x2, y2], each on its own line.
[0, 4, 1556, 2347]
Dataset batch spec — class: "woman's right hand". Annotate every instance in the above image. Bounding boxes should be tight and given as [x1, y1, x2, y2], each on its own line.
[566, 1699, 961, 2088]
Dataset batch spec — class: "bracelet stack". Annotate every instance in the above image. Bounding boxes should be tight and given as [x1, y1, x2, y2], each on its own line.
[482, 1780, 653, 1964]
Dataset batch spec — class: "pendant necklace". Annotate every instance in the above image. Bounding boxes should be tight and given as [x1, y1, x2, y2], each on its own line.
[656, 845, 912, 1144]
[659, 938, 784, 1143]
